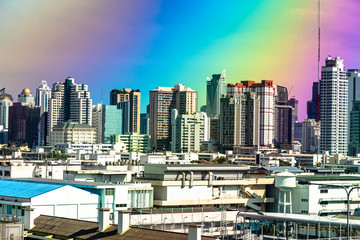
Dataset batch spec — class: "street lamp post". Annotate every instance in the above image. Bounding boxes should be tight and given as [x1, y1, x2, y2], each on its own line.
[298, 179, 360, 240]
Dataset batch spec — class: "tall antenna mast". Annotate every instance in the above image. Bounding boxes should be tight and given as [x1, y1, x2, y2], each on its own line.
[317, 0, 321, 122]
[101, 88, 103, 105]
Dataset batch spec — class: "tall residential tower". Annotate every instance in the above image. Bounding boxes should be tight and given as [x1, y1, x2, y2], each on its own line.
[319, 56, 348, 155]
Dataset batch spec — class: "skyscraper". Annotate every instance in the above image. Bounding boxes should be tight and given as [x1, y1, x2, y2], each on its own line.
[150, 84, 197, 151]
[0, 96, 12, 129]
[18, 88, 35, 106]
[36, 80, 52, 115]
[220, 92, 260, 151]
[347, 69, 360, 143]
[307, 82, 320, 121]
[287, 97, 298, 122]
[102, 105, 123, 143]
[320, 56, 348, 155]
[110, 88, 141, 133]
[49, 77, 92, 142]
[349, 101, 360, 156]
[206, 70, 226, 117]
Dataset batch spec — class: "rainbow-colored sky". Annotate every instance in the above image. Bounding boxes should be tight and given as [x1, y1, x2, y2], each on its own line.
[1, 0, 360, 121]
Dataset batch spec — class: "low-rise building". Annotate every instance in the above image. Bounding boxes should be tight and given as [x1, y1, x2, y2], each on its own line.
[135, 164, 274, 211]
[51, 121, 96, 145]
[111, 133, 150, 153]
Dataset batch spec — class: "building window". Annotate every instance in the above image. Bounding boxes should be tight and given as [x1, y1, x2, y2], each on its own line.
[116, 204, 127, 208]
[301, 199, 308, 202]
[320, 189, 328, 193]
[7, 205, 12, 214]
[105, 189, 114, 195]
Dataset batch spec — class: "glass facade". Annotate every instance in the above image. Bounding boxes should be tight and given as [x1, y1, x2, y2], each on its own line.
[102, 105, 123, 143]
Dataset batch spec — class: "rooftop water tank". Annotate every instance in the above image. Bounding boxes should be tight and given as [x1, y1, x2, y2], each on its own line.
[275, 169, 296, 190]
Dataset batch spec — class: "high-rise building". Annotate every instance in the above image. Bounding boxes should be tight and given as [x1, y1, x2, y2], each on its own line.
[219, 92, 260, 151]
[349, 101, 360, 156]
[8, 102, 40, 148]
[287, 97, 299, 122]
[171, 109, 208, 153]
[35, 80, 52, 115]
[140, 113, 149, 135]
[117, 101, 130, 134]
[18, 88, 35, 106]
[227, 80, 275, 147]
[274, 85, 294, 148]
[206, 70, 226, 117]
[347, 69, 360, 143]
[302, 119, 320, 153]
[150, 84, 197, 151]
[102, 105, 123, 144]
[0, 96, 12, 129]
[110, 88, 141, 133]
[307, 82, 320, 120]
[320, 56, 348, 155]
[92, 104, 103, 144]
[274, 105, 294, 148]
[49, 77, 92, 138]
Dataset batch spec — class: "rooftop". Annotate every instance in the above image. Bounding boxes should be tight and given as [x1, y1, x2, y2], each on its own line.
[0, 179, 62, 199]
[30, 215, 215, 240]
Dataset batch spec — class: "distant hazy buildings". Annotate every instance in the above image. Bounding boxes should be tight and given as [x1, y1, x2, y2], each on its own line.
[206, 70, 226, 117]
[320, 56, 348, 155]
[171, 109, 208, 153]
[302, 119, 320, 153]
[110, 88, 141, 133]
[18, 88, 35, 106]
[150, 84, 197, 151]
[49, 77, 92, 141]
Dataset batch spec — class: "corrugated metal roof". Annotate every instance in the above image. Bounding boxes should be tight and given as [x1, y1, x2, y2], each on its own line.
[0, 179, 62, 199]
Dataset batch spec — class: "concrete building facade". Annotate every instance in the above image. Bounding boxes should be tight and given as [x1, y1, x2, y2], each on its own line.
[171, 109, 208, 153]
[51, 121, 96, 145]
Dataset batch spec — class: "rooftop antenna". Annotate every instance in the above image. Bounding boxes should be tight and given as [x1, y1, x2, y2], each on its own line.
[101, 88, 103, 105]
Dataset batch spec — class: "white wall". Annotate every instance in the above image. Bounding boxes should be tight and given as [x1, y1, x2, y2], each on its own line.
[164, 186, 212, 201]
[31, 185, 99, 221]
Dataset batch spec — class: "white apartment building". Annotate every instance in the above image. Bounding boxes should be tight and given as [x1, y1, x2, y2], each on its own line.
[51, 121, 96, 145]
[0, 96, 12, 129]
[35, 80, 52, 115]
[171, 109, 208, 153]
[137, 164, 274, 211]
[320, 56, 348, 155]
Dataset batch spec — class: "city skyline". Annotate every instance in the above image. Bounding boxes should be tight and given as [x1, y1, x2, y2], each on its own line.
[1, 0, 360, 121]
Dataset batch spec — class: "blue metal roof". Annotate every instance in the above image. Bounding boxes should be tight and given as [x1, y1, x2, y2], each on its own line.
[0, 179, 63, 199]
